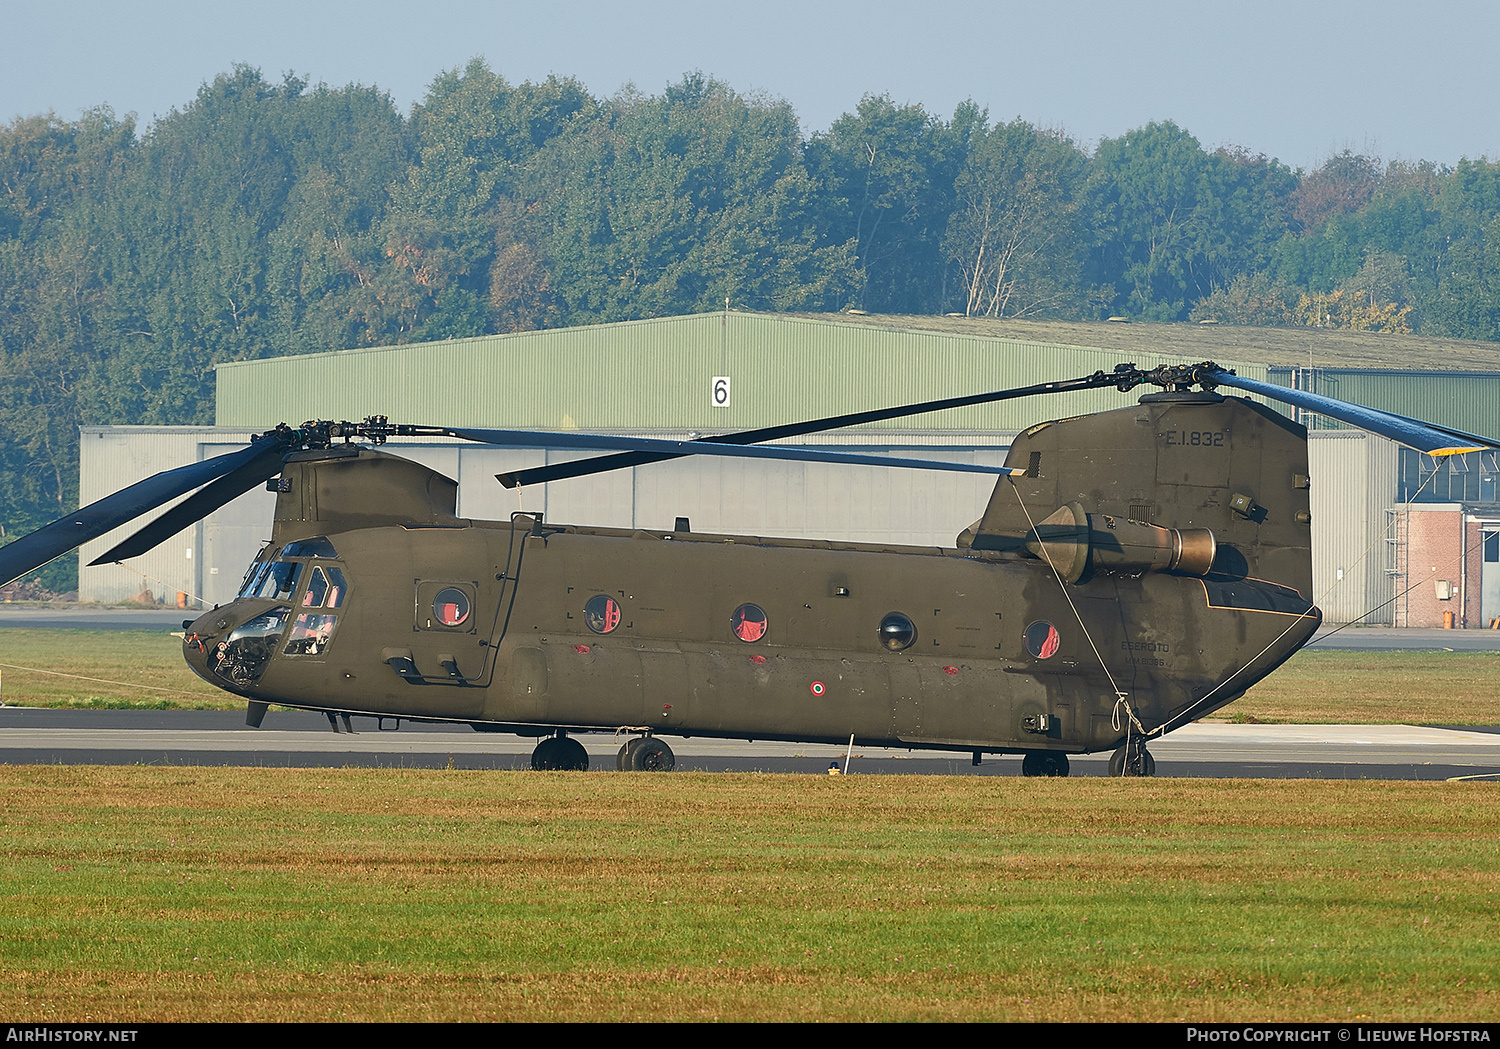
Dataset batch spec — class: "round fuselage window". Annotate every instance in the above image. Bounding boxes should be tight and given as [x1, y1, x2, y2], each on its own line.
[731, 603, 768, 642]
[1025, 621, 1061, 659]
[879, 612, 917, 651]
[434, 588, 470, 627]
[585, 594, 622, 634]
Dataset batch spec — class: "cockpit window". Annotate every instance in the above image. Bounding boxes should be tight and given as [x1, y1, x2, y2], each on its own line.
[252, 560, 303, 601]
[238, 561, 270, 599]
[212, 608, 290, 686]
[302, 566, 348, 609]
[285, 613, 338, 656]
[283, 537, 338, 558]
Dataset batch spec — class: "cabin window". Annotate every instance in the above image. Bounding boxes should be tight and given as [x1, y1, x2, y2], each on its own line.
[285, 613, 338, 656]
[433, 588, 471, 627]
[415, 581, 477, 632]
[731, 603, 768, 642]
[878, 612, 917, 651]
[585, 594, 621, 634]
[302, 566, 348, 609]
[1025, 621, 1061, 659]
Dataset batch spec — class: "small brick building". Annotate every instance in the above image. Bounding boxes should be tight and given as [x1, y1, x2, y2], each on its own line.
[1392, 504, 1500, 628]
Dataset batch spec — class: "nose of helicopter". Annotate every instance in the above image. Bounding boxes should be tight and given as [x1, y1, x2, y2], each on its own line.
[181, 607, 235, 682]
[181, 601, 289, 689]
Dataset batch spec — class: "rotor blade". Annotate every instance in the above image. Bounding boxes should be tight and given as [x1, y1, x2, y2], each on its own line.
[489, 371, 1123, 487]
[88, 446, 288, 565]
[1207, 370, 1498, 456]
[1400, 418, 1500, 451]
[0, 432, 290, 588]
[445, 427, 1023, 478]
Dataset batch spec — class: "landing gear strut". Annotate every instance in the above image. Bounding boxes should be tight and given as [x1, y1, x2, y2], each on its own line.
[616, 736, 675, 772]
[1108, 735, 1156, 777]
[531, 734, 589, 771]
[1020, 751, 1070, 777]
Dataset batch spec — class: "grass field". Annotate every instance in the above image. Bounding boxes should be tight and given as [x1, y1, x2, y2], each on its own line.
[2, 628, 1500, 725]
[0, 629, 224, 709]
[0, 767, 1494, 1022]
[1228, 649, 1500, 725]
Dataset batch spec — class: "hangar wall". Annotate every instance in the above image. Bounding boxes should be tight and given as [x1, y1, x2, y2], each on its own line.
[78, 427, 270, 609]
[80, 425, 1393, 625]
[1307, 431, 1399, 626]
[79, 428, 1015, 607]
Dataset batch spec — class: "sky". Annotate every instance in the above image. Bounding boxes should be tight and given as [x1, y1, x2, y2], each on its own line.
[6, 0, 1498, 172]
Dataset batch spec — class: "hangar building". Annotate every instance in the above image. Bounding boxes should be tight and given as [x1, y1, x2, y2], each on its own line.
[78, 312, 1500, 628]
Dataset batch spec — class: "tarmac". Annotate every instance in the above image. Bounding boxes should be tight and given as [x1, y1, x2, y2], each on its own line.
[4, 608, 1500, 779]
[0, 706, 1496, 780]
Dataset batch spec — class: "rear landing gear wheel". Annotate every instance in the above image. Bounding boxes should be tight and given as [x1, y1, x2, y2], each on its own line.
[1021, 752, 1070, 777]
[626, 737, 675, 772]
[531, 735, 589, 771]
[1108, 741, 1155, 777]
[616, 736, 644, 771]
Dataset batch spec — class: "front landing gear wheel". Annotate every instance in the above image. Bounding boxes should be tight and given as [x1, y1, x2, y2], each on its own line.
[627, 737, 675, 772]
[1021, 752, 1070, 777]
[531, 735, 589, 771]
[1108, 741, 1155, 777]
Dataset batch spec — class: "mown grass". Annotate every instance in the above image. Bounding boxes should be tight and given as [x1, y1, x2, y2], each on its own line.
[1229, 650, 1500, 725]
[3, 628, 1500, 724]
[0, 629, 227, 709]
[0, 768, 1494, 1022]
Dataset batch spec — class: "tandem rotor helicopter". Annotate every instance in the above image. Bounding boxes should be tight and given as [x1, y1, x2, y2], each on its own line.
[3, 361, 1494, 776]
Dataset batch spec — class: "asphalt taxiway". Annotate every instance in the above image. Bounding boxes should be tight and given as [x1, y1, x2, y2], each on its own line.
[4, 611, 1500, 778]
[1, 707, 1497, 780]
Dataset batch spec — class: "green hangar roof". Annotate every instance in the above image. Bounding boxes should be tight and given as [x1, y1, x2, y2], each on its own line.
[216, 313, 1270, 432]
[803, 313, 1500, 371]
[215, 311, 1500, 439]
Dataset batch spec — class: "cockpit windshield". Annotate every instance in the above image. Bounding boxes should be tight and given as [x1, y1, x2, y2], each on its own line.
[236, 551, 276, 599]
[250, 559, 303, 601]
[230, 539, 350, 660]
[236, 538, 341, 601]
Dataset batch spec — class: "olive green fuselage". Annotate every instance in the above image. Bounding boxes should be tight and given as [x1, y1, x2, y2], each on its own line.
[186, 516, 1314, 755]
[183, 393, 1321, 754]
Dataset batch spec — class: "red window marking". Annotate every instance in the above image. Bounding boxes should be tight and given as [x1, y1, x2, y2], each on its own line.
[574, 644, 590, 654]
[943, 665, 958, 675]
[1039, 626, 1060, 659]
[732, 603, 768, 642]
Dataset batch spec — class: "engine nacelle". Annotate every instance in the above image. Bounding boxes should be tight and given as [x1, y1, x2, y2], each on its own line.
[1023, 502, 1216, 584]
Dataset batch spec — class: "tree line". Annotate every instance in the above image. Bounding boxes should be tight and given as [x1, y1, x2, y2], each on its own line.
[5, 60, 1500, 587]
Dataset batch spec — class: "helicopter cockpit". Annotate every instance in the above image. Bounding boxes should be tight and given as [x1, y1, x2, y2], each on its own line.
[210, 537, 350, 685]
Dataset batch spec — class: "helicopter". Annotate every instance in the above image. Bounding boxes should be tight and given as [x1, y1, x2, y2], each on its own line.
[3, 360, 1494, 776]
